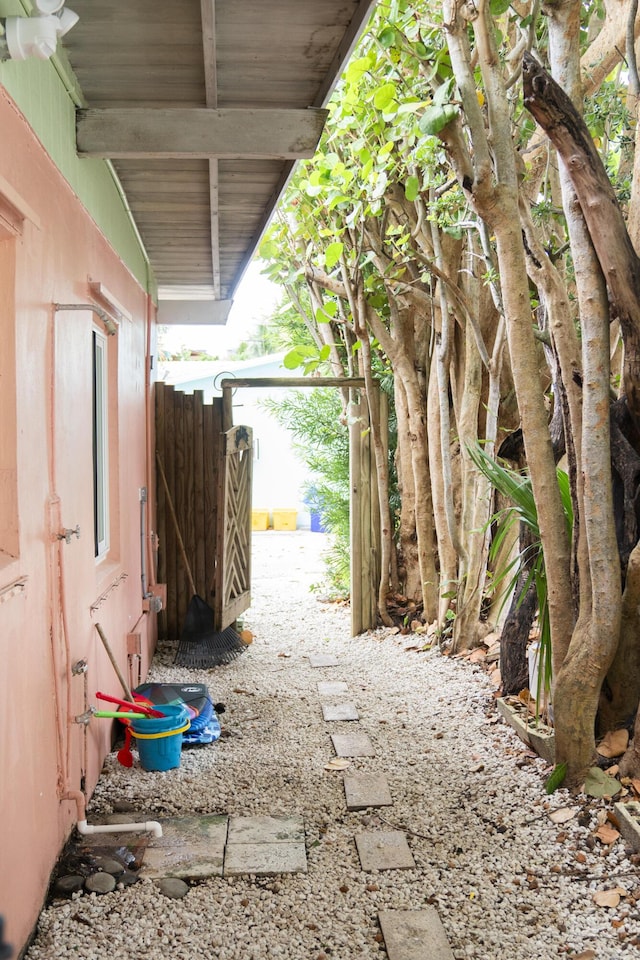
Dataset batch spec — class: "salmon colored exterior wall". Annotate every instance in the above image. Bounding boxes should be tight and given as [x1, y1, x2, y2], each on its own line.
[0, 88, 161, 955]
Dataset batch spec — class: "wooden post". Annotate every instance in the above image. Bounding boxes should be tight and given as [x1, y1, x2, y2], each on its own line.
[222, 383, 233, 431]
[349, 388, 363, 637]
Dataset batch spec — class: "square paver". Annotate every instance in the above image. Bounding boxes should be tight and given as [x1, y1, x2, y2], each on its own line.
[356, 831, 415, 870]
[322, 702, 359, 721]
[224, 842, 307, 876]
[224, 815, 307, 877]
[331, 732, 376, 757]
[378, 908, 455, 960]
[139, 815, 228, 880]
[317, 681, 349, 696]
[227, 815, 304, 844]
[309, 653, 340, 667]
[344, 774, 392, 810]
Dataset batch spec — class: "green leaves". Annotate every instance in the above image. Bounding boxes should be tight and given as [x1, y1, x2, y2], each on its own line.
[325, 242, 344, 270]
[405, 174, 420, 202]
[315, 301, 338, 324]
[545, 763, 567, 794]
[583, 766, 622, 798]
[419, 103, 458, 136]
[373, 81, 398, 111]
[283, 343, 331, 374]
[378, 27, 396, 48]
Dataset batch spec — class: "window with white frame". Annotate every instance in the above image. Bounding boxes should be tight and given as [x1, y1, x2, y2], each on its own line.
[92, 329, 109, 557]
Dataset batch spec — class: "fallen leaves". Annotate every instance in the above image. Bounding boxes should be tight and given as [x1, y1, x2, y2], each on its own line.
[593, 886, 626, 908]
[597, 728, 629, 758]
[583, 766, 622, 798]
[548, 807, 577, 825]
[324, 757, 351, 771]
[594, 823, 620, 845]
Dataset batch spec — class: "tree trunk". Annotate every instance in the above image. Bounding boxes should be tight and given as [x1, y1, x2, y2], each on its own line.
[523, 52, 640, 426]
[442, 0, 575, 677]
[428, 348, 457, 624]
[501, 578, 538, 696]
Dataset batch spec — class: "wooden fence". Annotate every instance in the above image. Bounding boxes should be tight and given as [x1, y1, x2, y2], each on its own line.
[155, 381, 223, 641]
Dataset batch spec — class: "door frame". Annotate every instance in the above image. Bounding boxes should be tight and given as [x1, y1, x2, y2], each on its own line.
[220, 375, 382, 636]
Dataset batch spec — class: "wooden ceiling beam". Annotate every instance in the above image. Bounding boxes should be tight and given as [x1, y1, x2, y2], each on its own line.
[200, 0, 221, 298]
[76, 107, 328, 159]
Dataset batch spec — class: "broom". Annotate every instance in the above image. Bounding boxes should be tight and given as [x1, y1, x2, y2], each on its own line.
[156, 451, 247, 668]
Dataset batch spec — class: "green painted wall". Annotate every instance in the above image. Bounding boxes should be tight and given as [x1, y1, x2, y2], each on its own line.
[0, 4, 154, 294]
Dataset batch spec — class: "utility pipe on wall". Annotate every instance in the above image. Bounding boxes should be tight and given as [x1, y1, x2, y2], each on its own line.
[63, 790, 162, 838]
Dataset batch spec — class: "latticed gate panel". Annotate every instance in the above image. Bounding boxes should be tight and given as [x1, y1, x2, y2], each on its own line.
[214, 424, 252, 630]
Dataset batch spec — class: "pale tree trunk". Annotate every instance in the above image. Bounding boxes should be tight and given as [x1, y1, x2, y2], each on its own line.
[451, 317, 485, 649]
[441, 0, 575, 669]
[366, 299, 439, 620]
[353, 287, 395, 626]
[523, 43, 627, 783]
[427, 349, 457, 624]
[394, 379, 422, 601]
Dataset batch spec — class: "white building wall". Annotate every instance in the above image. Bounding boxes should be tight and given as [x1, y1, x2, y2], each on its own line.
[158, 355, 312, 528]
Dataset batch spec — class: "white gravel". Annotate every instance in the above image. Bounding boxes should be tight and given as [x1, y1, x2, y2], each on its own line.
[25, 531, 640, 959]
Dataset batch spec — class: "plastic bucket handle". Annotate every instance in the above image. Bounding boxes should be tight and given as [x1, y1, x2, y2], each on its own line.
[131, 721, 190, 740]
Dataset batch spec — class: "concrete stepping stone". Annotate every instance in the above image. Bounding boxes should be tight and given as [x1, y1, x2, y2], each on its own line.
[140, 814, 228, 880]
[344, 773, 392, 810]
[317, 681, 349, 696]
[224, 841, 307, 877]
[309, 653, 339, 667]
[226, 815, 304, 844]
[378, 908, 455, 960]
[223, 815, 307, 877]
[331, 732, 375, 757]
[356, 831, 415, 870]
[322, 702, 359, 721]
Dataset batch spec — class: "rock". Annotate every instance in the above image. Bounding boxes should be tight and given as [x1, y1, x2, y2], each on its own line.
[113, 800, 138, 813]
[54, 874, 85, 897]
[92, 857, 125, 876]
[85, 873, 116, 894]
[157, 877, 189, 899]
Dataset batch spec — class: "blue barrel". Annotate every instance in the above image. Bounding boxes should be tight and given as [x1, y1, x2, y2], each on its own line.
[131, 703, 190, 771]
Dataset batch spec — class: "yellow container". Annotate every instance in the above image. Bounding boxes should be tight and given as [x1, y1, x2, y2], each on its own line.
[273, 509, 297, 531]
[252, 509, 270, 531]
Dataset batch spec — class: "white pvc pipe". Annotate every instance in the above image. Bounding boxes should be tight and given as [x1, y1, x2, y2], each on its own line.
[64, 791, 162, 838]
[77, 818, 163, 838]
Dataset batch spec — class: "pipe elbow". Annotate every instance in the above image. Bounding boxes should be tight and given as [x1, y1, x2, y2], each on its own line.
[63, 790, 162, 837]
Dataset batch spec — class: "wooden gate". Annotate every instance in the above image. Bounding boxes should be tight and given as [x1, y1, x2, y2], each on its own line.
[221, 376, 383, 636]
[213, 424, 253, 630]
[155, 382, 252, 639]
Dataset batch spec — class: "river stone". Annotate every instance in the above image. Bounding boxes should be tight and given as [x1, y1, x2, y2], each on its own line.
[85, 872, 117, 894]
[118, 870, 140, 887]
[93, 856, 125, 876]
[157, 877, 189, 899]
[54, 875, 85, 897]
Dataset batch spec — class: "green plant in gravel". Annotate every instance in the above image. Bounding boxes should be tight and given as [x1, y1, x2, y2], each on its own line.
[468, 443, 573, 718]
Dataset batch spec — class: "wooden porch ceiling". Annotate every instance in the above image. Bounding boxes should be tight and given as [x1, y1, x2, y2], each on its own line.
[63, 0, 376, 321]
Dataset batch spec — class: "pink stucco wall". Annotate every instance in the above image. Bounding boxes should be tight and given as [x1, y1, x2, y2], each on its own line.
[0, 89, 160, 955]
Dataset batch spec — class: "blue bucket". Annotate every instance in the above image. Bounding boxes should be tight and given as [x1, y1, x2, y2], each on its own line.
[131, 703, 190, 771]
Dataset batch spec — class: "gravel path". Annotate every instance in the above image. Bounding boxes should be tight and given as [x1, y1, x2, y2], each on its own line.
[26, 531, 640, 959]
